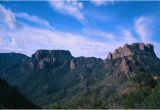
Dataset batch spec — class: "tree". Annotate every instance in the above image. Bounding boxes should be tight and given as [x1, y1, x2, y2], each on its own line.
[132, 72, 157, 88]
[142, 81, 160, 109]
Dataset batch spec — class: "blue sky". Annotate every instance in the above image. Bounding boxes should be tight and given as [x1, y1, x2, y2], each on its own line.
[0, 1, 160, 58]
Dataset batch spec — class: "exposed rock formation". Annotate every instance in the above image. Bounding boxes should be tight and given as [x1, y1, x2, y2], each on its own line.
[107, 43, 156, 60]
[70, 59, 75, 70]
[111, 58, 131, 78]
[105, 43, 160, 78]
[28, 50, 73, 70]
[32, 50, 72, 60]
[0, 43, 160, 108]
[69, 57, 103, 70]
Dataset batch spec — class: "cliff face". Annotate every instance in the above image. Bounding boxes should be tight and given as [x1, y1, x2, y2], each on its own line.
[107, 43, 156, 60]
[105, 43, 160, 77]
[27, 50, 73, 70]
[0, 43, 160, 108]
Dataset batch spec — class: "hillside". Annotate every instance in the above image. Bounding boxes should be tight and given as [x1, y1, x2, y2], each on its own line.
[0, 43, 160, 108]
[0, 78, 39, 109]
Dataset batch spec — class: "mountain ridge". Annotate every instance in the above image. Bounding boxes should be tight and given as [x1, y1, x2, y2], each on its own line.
[0, 43, 159, 60]
[107, 43, 157, 60]
[0, 42, 160, 108]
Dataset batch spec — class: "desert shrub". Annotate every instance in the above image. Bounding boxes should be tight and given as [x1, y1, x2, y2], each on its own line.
[132, 72, 157, 88]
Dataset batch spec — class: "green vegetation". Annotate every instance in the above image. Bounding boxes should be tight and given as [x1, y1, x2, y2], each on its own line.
[0, 78, 39, 109]
[142, 81, 160, 108]
[51, 94, 106, 109]
[115, 81, 160, 109]
[50, 72, 160, 109]
[107, 72, 160, 109]
[114, 89, 150, 108]
[131, 72, 157, 88]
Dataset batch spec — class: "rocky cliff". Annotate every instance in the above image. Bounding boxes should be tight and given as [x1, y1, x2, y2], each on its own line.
[105, 43, 160, 77]
[27, 50, 73, 70]
[0, 43, 160, 108]
[107, 43, 156, 60]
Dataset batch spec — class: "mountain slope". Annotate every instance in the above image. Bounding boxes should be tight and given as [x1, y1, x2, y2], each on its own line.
[0, 43, 160, 108]
[105, 43, 160, 76]
[0, 78, 39, 109]
[0, 53, 28, 76]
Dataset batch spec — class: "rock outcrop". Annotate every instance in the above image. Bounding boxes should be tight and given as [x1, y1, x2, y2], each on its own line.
[0, 43, 160, 108]
[105, 43, 160, 77]
[32, 50, 72, 60]
[107, 43, 156, 60]
[69, 57, 103, 71]
[28, 50, 73, 70]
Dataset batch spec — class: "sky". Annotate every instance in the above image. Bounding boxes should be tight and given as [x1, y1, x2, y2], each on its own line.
[0, 1, 160, 59]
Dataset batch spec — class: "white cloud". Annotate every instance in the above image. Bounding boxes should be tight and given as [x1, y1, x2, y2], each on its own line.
[0, 4, 138, 59]
[134, 16, 160, 58]
[0, 37, 2, 45]
[0, 4, 159, 59]
[134, 16, 154, 43]
[49, 0, 84, 23]
[91, 0, 114, 6]
[0, 4, 52, 29]
[82, 27, 140, 56]
[0, 4, 110, 58]
[83, 28, 137, 44]
[15, 13, 52, 28]
[154, 43, 160, 58]
[0, 4, 17, 29]
[122, 30, 137, 43]
[1, 24, 112, 58]
[0, 4, 132, 59]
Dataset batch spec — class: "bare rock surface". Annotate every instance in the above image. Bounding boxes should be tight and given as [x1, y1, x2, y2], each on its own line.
[107, 43, 156, 60]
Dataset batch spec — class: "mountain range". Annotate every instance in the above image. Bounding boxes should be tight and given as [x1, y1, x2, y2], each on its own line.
[0, 43, 160, 108]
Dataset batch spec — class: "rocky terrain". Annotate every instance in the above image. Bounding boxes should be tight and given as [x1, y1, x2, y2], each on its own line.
[0, 43, 160, 108]
[107, 43, 156, 59]
[105, 43, 160, 77]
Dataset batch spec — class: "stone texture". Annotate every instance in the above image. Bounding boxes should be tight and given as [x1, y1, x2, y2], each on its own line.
[29, 50, 73, 70]
[107, 43, 156, 60]
[32, 50, 72, 60]
[69, 57, 103, 70]
[118, 58, 130, 77]
[70, 59, 75, 70]
[0, 43, 160, 107]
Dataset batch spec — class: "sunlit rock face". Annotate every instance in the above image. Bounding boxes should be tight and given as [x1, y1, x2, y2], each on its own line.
[105, 43, 160, 78]
[0, 43, 160, 107]
[107, 43, 156, 60]
[30, 50, 73, 69]
[28, 50, 73, 70]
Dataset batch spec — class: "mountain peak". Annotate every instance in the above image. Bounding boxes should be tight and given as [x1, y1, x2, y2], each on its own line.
[29, 50, 73, 70]
[0, 43, 160, 108]
[32, 50, 72, 60]
[107, 43, 156, 60]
